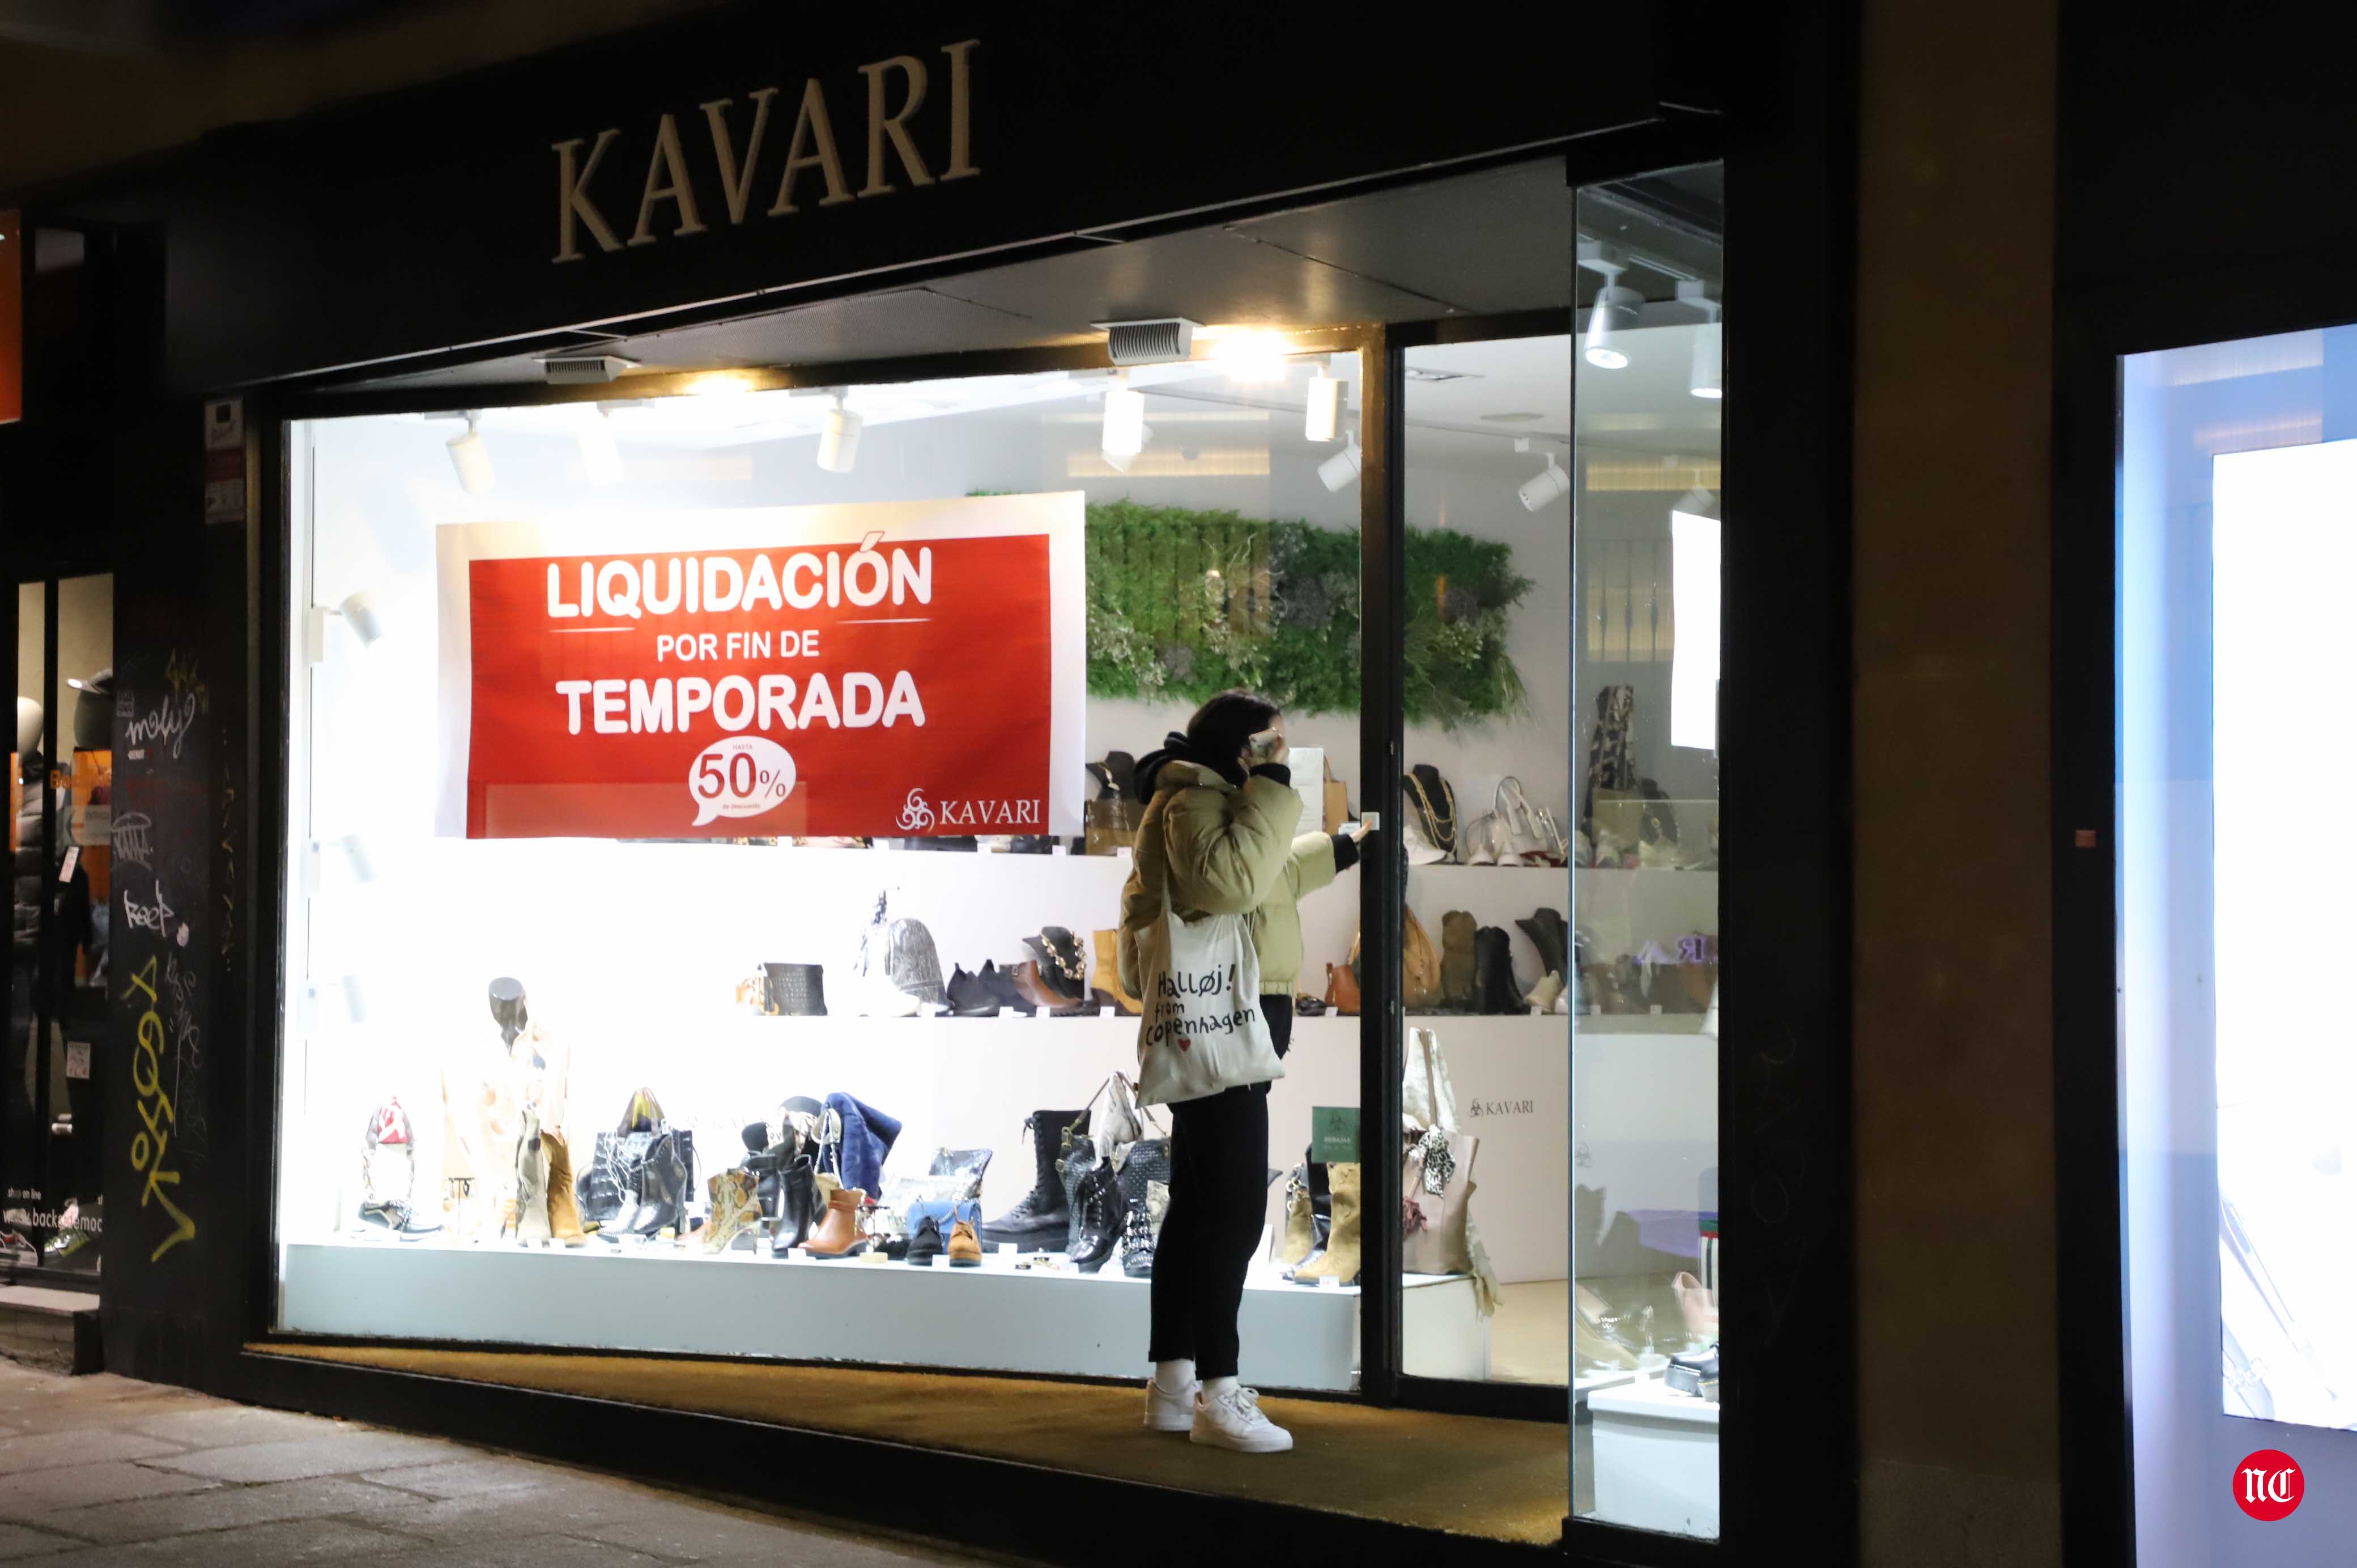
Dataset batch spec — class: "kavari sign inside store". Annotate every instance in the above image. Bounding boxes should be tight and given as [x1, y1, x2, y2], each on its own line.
[435, 494, 1085, 840]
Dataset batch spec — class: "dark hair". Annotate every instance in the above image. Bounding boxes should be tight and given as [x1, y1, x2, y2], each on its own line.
[1185, 689, 1281, 769]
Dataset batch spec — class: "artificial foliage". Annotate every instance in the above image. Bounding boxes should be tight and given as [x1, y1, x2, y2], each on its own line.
[1083, 500, 1531, 727]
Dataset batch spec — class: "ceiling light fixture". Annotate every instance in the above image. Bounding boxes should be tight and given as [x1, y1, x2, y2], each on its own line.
[446, 411, 494, 494]
[542, 352, 638, 384]
[1680, 280, 1722, 399]
[1096, 318, 1200, 367]
[1224, 333, 1288, 385]
[1303, 368, 1342, 442]
[1102, 426, 1155, 472]
[1102, 371, 1147, 463]
[1518, 452, 1571, 511]
[578, 404, 625, 484]
[816, 392, 862, 472]
[1318, 433, 1363, 493]
[1579, 243, 1641, 370]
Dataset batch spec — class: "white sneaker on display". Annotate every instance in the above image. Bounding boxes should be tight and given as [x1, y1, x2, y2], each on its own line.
[1190, 1384, 1294, 1453]
[1144, 1374, 1198, 1433]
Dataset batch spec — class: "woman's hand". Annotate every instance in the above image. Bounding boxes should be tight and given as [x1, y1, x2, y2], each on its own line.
[1245, 729, 1290, 769]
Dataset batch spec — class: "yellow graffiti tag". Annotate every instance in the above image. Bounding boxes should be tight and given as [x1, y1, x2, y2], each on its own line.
[121, 956, 197, 1261]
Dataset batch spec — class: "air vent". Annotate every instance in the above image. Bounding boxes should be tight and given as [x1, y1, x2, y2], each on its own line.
[541, 353, 639, 385]
[1095, 318, 1200, 367]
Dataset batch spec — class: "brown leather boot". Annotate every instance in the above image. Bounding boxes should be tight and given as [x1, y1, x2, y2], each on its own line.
[542, 1131, 586, 1246]
[802, 1185, 869, 1258]
[1094, 930, 1141, 1015]
[701, 1169, 762, 1254]
[1288, 1163, 1360, 1285]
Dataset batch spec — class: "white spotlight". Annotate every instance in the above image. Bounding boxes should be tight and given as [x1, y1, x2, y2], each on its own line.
[1318, 433, 1363, 493]
[1584, 280, 1642, 370]
[1225, 335, 1288, 385]
[578, 404, 625, 484]
[1103, 425, 1154, 473]
[337, 591, 384, 647]
[1518, 453, 1571, 512]
[817, 395, 862, 472]
[1102, 378, 1146, 460]
[1304, 369, 1342, 443]
[1680, 282, 1723, 399]
[446, 411, 494, 494]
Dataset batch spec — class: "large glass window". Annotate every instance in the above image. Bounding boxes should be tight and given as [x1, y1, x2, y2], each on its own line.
[279, 349, 1383, 1384]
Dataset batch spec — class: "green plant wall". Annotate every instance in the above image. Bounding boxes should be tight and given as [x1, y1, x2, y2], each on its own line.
[1084, 500, 1531, 727]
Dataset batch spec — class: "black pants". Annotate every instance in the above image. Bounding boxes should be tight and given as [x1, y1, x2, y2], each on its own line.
[1147, 1000, 1288, 1381]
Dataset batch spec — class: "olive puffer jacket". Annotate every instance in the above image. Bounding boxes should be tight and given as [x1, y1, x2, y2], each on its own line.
[1117, 757, 1339, 999]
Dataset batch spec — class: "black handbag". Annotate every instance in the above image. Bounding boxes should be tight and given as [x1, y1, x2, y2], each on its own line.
[1114, 1138, 1171, 1213]
[578, 1127, 690, 1233]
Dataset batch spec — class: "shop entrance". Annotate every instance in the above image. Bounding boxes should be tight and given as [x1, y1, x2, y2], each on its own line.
[3, 571, 112, 1282]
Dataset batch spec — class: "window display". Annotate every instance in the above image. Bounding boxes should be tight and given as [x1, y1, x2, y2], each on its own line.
[280, 352, 1551, 1388]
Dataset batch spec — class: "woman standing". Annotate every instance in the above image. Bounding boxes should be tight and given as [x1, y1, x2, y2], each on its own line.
[1119, 690, 1369, 1453]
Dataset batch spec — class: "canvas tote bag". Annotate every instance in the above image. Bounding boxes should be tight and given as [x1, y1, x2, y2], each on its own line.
[1135, 887, 1286, 1106]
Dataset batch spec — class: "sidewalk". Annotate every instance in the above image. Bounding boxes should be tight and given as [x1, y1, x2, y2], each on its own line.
[0, 1362, 1005, 1566]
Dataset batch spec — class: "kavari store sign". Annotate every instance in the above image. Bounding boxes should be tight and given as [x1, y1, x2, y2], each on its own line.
[435, 494, 1084, 841]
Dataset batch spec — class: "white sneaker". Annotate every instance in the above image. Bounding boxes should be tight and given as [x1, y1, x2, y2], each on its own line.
[1143, 1374, 1198, 1433]
[1190, 1384, 1293, 1453]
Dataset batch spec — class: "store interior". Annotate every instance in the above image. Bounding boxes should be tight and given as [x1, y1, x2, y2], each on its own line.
[274, 157, 1721, 1540]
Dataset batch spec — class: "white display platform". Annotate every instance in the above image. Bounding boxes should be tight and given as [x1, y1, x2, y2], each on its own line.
[1588, 1375, 1720, 1538]
[281, 1239, 1485, 1392]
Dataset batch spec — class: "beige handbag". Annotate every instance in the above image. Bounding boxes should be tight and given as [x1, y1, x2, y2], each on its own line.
[1352, 912, 1441, 1012]
[1402, 1127, 1478, 1277]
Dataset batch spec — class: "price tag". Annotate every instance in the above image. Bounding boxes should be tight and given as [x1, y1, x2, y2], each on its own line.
[56, 846, 78, 883]
[65, 1041, 90, 1080]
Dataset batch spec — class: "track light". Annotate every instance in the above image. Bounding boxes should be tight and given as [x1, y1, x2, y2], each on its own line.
[337, 591, 384, 646]
[1318, 433, 1363, 492]
[1518, 452, 1571, 511]
[1103, 425, 1154, 473]
[816, 394, 862, 472]
[1102, 375, 1146, 463]
[1578, 244, 1641, 370]
[1304, 368, 1342, 442]
[446, 411, 494, 494]
[578, 404, 625, 484]
[1680, 281, 1722, 400]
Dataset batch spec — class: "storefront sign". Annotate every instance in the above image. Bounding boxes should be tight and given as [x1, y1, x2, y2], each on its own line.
[436, 493, 1084, 840]
[552, 40, 980, 264]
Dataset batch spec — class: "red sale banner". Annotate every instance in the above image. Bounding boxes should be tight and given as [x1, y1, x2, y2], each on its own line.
[436, 497, 1082, 840]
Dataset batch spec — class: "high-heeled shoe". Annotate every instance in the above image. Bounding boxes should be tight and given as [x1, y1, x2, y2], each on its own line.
[1673, 1269, 1720, 1340]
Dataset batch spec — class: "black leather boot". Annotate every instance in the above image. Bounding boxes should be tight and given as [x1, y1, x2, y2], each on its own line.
[770, 1155, 819, 1252]
[1516, 907, 1569, 982]
[1473, 926, 1520, 1014]
[1069, 1162, 1123, 1275]
[623, 1134, 688, 1236]
[980, 1109, 1086, 1250]
[977, 960, 1036, 1016]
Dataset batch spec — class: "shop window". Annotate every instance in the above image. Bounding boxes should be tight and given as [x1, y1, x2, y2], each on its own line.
[279, 354, 1373, 1387]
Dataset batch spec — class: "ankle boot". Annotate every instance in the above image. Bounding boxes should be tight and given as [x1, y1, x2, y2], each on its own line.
[701, 1170, 762, 1254]
[772, 1155, 820, 1251]
[1473, 926, 1520, 1015]
[1288, 1163, 1360, 1285]
[980, 1109, 1086, 1251]
[542, 1131, 586, 1246]
[945, 966, 1000, 1016]
[513, 1112, 552, 1243]
[1516, 908, 1569, 982]
[978, 960, 1036, 1016]
[1069, 1162, 1123, 1275]
[1440, 911, 1477, 1011]
[803, 1185, 868, 1258]
[1094, 930, 1141, 1015]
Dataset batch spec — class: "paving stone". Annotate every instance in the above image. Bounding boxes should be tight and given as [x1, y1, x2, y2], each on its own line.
[141, 1430, 455, 1484]
[344, 1533, 669, 1568]
[121, 1406, 326, 1448]
[358, 1455, 556, 1499]
[36, 1476, 406, 1544]
[28, 1517, 421, 1567]
[0, 1459, 216, 1513]
[0, 1520, 86, 1561]
[585, 1506, 890, 1561]
[0, 1429, 184, 1476]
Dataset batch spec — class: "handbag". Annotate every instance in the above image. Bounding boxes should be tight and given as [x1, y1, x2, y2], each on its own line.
[1325, 961, 1361, 1015]
[1401, 1126, 1479, 1276]
[1352, 911, 1441, 1012]
[761, 962, 827, 1016]
[1134, 879, 1284, 1106]
[1082, 1071, 1160, 1162]
[1113, 1137, 1172, 1213]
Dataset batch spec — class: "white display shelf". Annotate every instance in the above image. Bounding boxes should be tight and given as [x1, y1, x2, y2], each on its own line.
[279, 1239, 1487, 1390]
[1588, 1375, 1720, 1537]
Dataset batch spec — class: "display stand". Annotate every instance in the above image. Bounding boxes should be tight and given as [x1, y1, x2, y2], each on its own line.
[1587, 1375, 1721, 1536]
[281, 1241, 1486, 1391]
